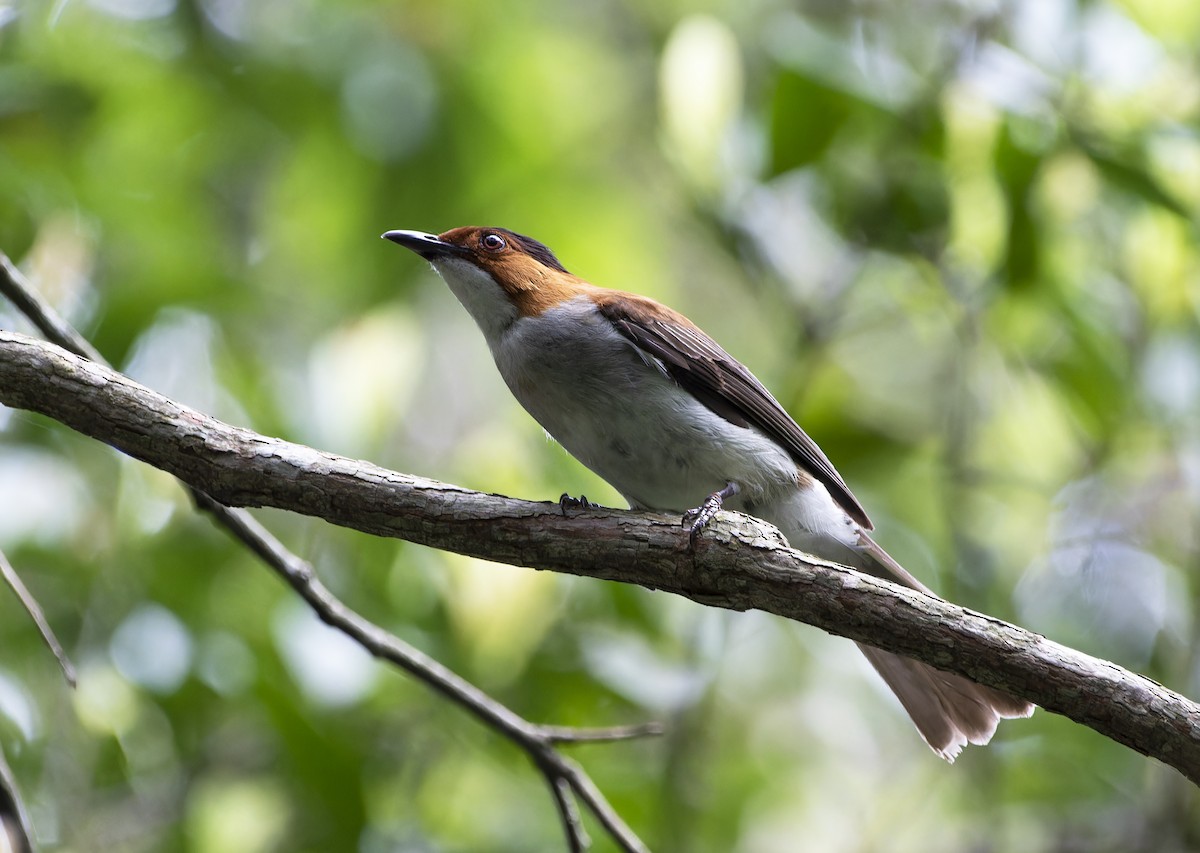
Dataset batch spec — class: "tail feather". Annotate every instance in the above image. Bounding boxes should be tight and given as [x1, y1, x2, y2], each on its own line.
[856, 643, 1034, 761]
[851, 531, 1035, 760]
[764, 496, 1034, 760]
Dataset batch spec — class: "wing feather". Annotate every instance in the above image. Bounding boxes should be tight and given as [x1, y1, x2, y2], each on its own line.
[595, 292, 872, 529]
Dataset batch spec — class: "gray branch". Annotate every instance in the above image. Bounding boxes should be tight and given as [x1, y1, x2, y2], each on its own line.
[2, 330, 1199, 785]
[0, 250, 650, 853]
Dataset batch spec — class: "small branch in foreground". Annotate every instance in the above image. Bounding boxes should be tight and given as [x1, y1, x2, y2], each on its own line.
[547, 772, 588, 853]
[1, 329, 1199, 785]
[189, 491, 653, 853]
[542, 723, 667, 744]
[0, 255, 656, 853]
[0, 548, 76, 687]
[0, 746, 33, 853]
[0, 253, 103, 363]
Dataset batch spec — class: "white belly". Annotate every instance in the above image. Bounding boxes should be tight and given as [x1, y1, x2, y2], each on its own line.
[491, 297, 862, 555]
[492, 299, 798, 512]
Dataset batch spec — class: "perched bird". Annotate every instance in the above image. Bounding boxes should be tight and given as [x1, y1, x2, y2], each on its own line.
[384, 225, 1034, 760]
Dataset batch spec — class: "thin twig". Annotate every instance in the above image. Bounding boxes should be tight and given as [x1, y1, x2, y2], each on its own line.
[0, 254, 101, 362]
[0, 746, 33, 853]
[544, 771, 589, 853]
[542, 722, 666, 744]
[189, 495, 647, 851]
[196, 496, 539, 738]
[0, 251, 655, 852]
[0, 549, 75, 687]
[560, 755, 652, 853]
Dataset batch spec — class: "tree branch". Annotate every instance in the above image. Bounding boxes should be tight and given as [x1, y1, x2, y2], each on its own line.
[0, 744, 33, 853]
[197, 494, 648, 853]
[0, 547, 76, 688]
[0, 256, 656, 852]
[1, 330, 1199, 785]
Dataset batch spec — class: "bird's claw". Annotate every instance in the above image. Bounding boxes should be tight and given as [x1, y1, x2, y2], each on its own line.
[683, 498, 722, 543]
[683, 482, 740, 544]
[559, 493, 593, 515]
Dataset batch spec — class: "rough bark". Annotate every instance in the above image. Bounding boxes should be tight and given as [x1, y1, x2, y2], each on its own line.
[2, 330, 1198, 783]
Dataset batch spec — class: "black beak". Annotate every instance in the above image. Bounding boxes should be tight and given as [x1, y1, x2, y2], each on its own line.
[382, 229, 469, 260]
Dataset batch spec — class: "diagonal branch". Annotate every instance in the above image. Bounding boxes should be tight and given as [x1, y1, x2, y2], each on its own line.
[0, 259, 657, 852]
[0, 744, 33, 853]
[194, 492, 650, 853]
[2, 329, 1199, 786]
[0, 548, 76, 687]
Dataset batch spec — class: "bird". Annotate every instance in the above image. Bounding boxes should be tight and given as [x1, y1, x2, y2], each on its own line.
[383, 225, 1034, 760]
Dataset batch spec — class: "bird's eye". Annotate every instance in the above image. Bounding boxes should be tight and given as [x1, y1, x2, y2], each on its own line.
[480, 233, 506, 252]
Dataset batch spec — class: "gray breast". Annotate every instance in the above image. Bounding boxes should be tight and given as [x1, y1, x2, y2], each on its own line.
[491, 299, 798, 511]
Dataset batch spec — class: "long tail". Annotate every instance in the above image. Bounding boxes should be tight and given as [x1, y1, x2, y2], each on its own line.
[854, 533, 1034, 761]
[855, 643, 1033, 761]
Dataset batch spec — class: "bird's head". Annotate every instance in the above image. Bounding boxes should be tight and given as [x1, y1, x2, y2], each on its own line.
[384, 226, 581, 340]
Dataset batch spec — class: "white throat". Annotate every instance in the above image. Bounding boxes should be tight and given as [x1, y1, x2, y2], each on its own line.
[430, 257, 519, 345]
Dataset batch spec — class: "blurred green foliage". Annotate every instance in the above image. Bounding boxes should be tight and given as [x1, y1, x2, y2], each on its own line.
[2, 0, 1200, 850]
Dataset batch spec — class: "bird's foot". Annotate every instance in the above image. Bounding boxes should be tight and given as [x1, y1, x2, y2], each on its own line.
[559, 493, 594, 515]
[682, 482, 740, 543]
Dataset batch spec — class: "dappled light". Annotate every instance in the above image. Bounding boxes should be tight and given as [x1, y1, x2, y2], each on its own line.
[1, 0, 1199, 850]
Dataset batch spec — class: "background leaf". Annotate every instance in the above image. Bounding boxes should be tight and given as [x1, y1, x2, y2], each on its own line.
[1, 1, 1199, 850]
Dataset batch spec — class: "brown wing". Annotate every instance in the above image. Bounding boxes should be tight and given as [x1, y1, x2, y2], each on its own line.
[594, 291, 872, 529]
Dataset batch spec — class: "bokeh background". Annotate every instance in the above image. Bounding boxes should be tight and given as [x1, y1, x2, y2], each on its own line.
[2, 0, 1200, 850]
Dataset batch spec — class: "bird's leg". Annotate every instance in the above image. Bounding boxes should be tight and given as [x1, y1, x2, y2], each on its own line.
[559, 493, 594, 515]
[683, 482, 740, 542]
